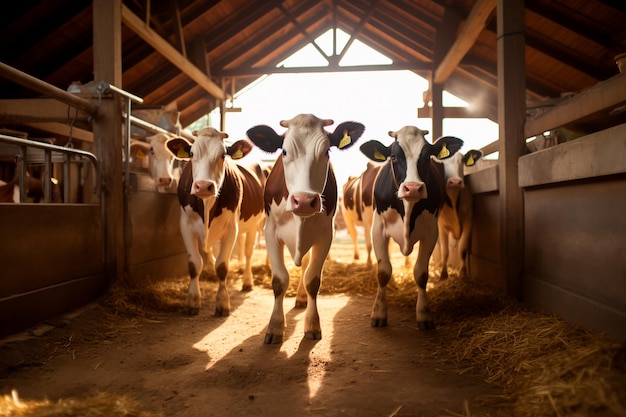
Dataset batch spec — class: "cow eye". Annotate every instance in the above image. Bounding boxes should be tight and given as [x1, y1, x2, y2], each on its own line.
[391, 154, 397, 162]
[189, 151, 193, 157]
[282, 149, 287, 156]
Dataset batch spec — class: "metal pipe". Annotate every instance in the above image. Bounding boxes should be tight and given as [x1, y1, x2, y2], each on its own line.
[44, 150, 52, 202]
[0, 62, 98, 116]
[0, 134, 100, 201]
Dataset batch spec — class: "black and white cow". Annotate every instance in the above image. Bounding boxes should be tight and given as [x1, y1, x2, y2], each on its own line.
[359, 126, 463, 330]
[247, 114, 365, 344]
[167, 127, 265, 316]
[436, 143, 483, 279]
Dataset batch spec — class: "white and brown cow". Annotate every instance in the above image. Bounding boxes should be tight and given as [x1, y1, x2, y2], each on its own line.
[359, 126, 463, 330]
[436, 143, 483, 279]
[247, 114, 365, 344]
[167, 127, 265, 316]
[130, 133, 185, 193]
[340, 161, 380, 265]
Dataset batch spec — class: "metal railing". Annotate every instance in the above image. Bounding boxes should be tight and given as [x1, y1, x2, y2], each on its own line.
[0, 134, 100, 203]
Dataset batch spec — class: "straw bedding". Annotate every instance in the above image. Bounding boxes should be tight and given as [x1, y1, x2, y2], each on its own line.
[2, 245, 624, 416]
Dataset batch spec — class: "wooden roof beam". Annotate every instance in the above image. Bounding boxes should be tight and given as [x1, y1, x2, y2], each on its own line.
[434, 0, 496, 84]
[121, 4, 225, 100]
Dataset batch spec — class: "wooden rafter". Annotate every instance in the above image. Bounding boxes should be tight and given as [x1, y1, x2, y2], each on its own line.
[120, 4, 225, 100]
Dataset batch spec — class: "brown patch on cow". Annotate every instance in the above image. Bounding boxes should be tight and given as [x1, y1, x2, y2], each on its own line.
[264, 155, 288, 214]
[188, 261, 197, 279]
[323, 165, 338, 217]
[215, 262, 228, 281]
[417, 271, 429, 289]
[237, 164, 264, 222]
[306, 276, 321, 299]
[271, 275, 284, 297]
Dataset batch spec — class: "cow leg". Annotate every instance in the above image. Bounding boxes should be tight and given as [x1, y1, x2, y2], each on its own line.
[180, 214, 204, 315]
[438, 224, 450, 280]
[302, 237, 331, 340]
[214, 230, 236, 317]
[344, 213, 360, 261]
[371, 216, 392, 327]
[264, 223, 289, 344]
[414, 237, 437, 330]
[241, 231, 256, 292]
[458, 217, 473, 278]
[364, 220, 373, 266]
[294, 252, 311, 308]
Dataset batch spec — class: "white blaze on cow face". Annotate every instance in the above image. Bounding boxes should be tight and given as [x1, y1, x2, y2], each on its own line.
[390, 126, 431, 202]
[280, 114, 334, 216]
[187, 127, 229, 198]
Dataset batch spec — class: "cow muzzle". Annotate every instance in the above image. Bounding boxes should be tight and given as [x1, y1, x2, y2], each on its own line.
[191, 180, 216, 197]
[289, 192, 322, 217]
[157, 176, 173, 187]
[397, 181, 427, 202]
[447, 178, 464, 189]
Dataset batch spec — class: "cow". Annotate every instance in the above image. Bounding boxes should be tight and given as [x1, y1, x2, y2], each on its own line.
[436, 144, 483, 279]
[130, 133, 185, 193]
[246, 114, 365, 344]
[340, 161, 380, 265]
[166, 127, 265, 316]
[359, 126, 463, 330]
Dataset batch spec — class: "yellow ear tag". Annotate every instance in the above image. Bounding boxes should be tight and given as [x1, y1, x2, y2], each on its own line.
[339, 131, 352, 149]
[136, 149, 145, 159]
[438, 143, 450, 159]
[232, 149, 243, 159]
[466, 155, 475, 166]
[177, 149, 190, 159]
[373, 150, 386, 161]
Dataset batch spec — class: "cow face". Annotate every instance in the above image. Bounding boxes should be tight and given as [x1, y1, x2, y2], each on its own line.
[247, 114, 364, 217]
[130, 133, 182, 190]
[360, 127, 463, 203]
[440, 148, 483, 189]
[166, 127, 253, 198]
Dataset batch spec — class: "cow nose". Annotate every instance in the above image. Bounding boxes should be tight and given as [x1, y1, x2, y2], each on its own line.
[447, 178, 464, 188]
[191, 180, 215, 196]
[290, 192, 321, 216]
[399, 181, 427, 201]
[158, 176, 172, 187]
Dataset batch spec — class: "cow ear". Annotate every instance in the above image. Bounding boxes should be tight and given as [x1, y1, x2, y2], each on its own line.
[246, 125, 284, 153]
[227, 139, 254, 160]
[328, 122, 365, 149]
[360, 140, 390, 162]
[463, 149, 483, 167]
[166, 137, 193, 160]
[432, 136, 464, 160]
[129, 141, 150, 161]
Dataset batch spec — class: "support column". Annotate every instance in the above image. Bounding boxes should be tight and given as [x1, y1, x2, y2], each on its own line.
[93, 0, 125, 285]
[497, 0, 526, 299]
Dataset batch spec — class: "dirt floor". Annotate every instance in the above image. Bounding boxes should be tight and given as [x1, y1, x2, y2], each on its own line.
[1, 235, 624, 417]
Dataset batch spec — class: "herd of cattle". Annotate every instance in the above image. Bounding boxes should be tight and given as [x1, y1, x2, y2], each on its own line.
[3, 113, 484, 344]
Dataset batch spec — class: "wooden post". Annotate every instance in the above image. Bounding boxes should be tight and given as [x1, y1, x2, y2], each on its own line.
[497, 0, 526, 299]
[431, 6, 462, 140]
[93, 0, 125, 285]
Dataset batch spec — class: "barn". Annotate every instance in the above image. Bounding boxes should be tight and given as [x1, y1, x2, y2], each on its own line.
[1, 1, 625, 416]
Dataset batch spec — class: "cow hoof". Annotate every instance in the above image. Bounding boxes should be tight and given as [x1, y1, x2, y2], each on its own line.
[294, 299, 307, 309]
[264, 333, 283, 344]
[418, 320, 436, 330]
[186, 307, 200, 316]
[215, 308, 230, 317]
[241, 284, 253, 292]
[371, 318, 388, 327]
[304, 331, 322, 340]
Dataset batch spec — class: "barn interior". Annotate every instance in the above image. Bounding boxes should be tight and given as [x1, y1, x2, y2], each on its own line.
[1, 0, 625, 341]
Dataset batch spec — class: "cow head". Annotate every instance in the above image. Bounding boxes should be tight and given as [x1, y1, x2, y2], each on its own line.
[360, 126, 463, 203]
[438, 144, 483, 190]
[166, 127, 254, 198]
[130, 133, 181, 190]
[247, 114, 365, 217]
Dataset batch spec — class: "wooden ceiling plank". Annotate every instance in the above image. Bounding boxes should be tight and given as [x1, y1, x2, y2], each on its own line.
[434, 0, 496, 84]
[120, 4, 225, 100]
